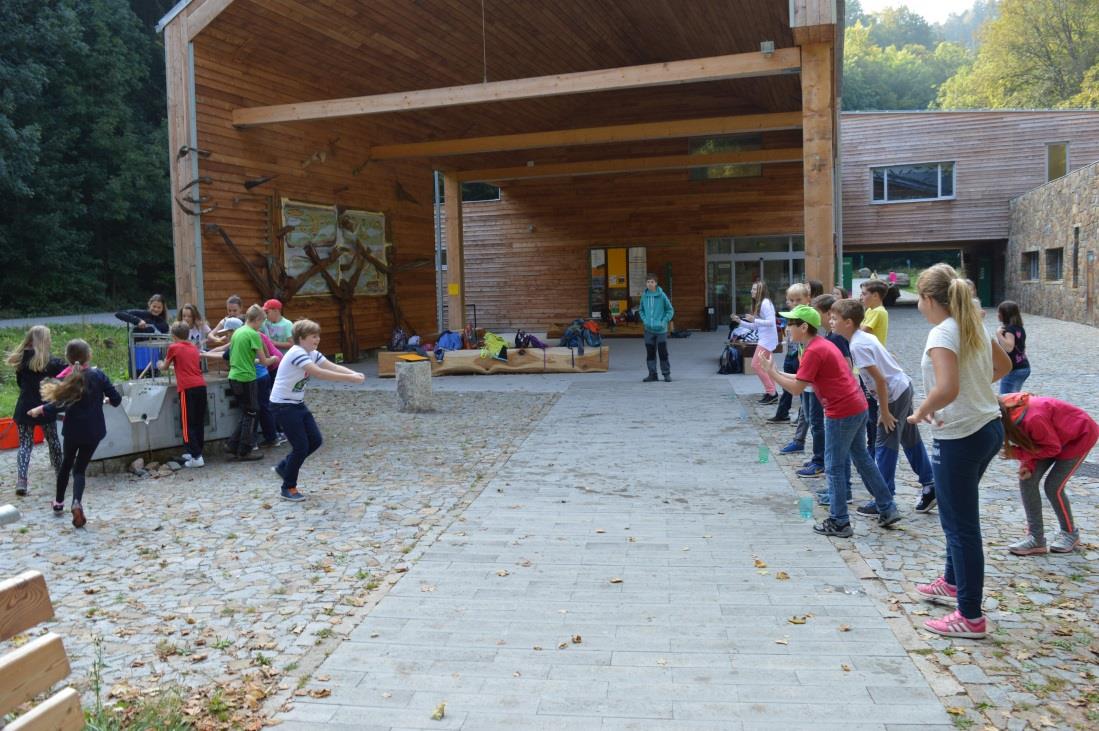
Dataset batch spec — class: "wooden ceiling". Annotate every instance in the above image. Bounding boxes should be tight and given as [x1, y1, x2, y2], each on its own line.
[198, 0, 802, 146]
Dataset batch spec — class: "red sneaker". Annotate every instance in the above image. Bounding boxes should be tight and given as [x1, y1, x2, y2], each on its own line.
[924, 610, 987, 639]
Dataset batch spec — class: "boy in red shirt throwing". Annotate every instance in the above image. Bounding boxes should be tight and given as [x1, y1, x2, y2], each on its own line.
[161, 321, 208, 468]
[762, 304, 902, 536]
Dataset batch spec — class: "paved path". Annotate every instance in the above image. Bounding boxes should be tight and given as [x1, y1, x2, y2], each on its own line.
[276, 375, 952, 729]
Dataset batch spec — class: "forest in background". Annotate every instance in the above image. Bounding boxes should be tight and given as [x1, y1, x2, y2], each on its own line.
[1, 0, 1097, 315]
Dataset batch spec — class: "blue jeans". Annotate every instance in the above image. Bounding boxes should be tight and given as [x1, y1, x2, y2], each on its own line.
[254, 371, 278, 443]
[808, 391, 825, 466]
[825, 409, 895, 524]
[874, 385, 935, 495]
[932, 418, 1004, 619]
[273, 403, 323, 491]
[999, 366, 1030, 395]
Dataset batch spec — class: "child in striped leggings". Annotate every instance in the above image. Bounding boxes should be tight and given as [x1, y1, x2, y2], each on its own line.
[6, 326, 65, 495]
[1000, 393, 1097, 555]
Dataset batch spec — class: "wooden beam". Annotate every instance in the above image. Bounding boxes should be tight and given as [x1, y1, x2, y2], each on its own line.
[369, 112, 803, 160]
[442, 171, 465, 331]
[0, 571, 53, 643]
[0, 633, 71, 717]
[185, 0, 235, 40]
[455, 148, 803, 183]
[5, 687, 83, 731]
[801, 42, 836, 290]
[232, 48, 801, 127]
[165, 21, 202, 311]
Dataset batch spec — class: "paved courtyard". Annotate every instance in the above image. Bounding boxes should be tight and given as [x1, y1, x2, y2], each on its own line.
[2, 305, 1097, 730]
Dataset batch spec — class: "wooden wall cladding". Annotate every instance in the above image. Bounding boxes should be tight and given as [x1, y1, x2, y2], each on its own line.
[445, 157, 805, 331]
[190, 32, 439, 351]
[842, 111, 1099, 249]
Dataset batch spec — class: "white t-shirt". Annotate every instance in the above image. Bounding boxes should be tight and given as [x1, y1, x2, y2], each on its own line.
[920, 317, 999, 440]
[270, 345, 327, 404]
[744, 298, 779, 351]
[849, 330, 910, 403]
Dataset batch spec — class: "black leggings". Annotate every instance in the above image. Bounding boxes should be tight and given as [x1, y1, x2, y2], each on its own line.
[56, 439, 100, 504]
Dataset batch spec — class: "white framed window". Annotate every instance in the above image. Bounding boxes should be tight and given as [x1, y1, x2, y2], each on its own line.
[871, 162, 955, 204]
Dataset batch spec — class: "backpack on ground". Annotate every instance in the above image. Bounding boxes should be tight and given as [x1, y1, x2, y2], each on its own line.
[718, 342, 744, 374]
[387, 327, 408, 352]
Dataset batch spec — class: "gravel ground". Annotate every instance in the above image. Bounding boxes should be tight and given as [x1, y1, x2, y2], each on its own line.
[1, 389, 556, 707]
[752, 305, 1099, 731]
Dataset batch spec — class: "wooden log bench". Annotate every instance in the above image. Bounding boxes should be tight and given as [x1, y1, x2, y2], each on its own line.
[0, 571, 83, 730]
[378, 346, 610, 377]
[545, 322, 670, 339]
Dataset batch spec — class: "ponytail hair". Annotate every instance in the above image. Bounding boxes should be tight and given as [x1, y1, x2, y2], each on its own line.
[917, 263, 985, 361]
[40, 339, 92, 405]
[999, 400, 1038, 457]
[997, 300, 1024, 329]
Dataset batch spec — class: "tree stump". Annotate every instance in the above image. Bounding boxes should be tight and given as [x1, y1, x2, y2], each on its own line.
[395, 360, 433, 413]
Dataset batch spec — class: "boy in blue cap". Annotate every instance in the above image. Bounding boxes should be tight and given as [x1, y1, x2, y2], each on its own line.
[761, 304, 902, 536]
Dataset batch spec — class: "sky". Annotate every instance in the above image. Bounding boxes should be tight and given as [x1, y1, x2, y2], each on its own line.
[858, 0, 975, 24]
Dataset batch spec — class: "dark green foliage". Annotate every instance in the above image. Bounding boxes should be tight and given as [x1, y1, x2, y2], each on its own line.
[0, 0, 172, 316]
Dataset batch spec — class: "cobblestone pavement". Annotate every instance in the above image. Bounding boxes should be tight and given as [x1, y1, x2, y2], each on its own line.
[0, 390, 555, 707]
[750, 305, 1099, 731]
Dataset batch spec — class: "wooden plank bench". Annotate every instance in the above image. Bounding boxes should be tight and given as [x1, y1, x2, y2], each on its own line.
[0, 570, 83, 730]
[378, 346, 610, 377]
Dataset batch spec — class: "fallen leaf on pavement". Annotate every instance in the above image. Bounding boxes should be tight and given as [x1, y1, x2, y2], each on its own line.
[838, 624, 851, 632]
[308, 688, 331, 699]
[571, 634, 582, 644]
[775, 571, 790, 580]
[496, 569, 510, 577]
[788, 615, 809, 625]
[754, 559, 767, 569]
[609, 577, 623, 584]
[431, 702, 446, 720]
[945, 707, 966, 716]
[775, 638, 789, 645]
[841, 664, 851, 672]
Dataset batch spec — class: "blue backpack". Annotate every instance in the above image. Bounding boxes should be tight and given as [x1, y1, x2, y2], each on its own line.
[718, 343, 744, 374]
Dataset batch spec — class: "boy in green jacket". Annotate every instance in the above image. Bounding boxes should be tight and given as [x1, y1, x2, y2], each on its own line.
[639, 273, 675, 382]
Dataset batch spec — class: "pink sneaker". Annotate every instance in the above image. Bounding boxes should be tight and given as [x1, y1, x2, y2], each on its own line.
[924, 610, 987, 639]
[914, 577, 957, 606]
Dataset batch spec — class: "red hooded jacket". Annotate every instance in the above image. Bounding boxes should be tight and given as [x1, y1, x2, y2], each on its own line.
[1003, 394, 1099, 474]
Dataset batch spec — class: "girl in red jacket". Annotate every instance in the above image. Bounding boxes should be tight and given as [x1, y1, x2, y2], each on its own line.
[1000, 393, 1098, 555]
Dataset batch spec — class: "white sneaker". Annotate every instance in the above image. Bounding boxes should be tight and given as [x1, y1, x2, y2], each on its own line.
[184, 456, 205, 468]
[180, 453, 193, 462]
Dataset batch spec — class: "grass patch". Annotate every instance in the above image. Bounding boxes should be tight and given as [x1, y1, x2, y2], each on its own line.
[0, 323, 129, 417]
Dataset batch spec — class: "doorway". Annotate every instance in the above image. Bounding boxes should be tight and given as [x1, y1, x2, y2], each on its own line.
[706, 235, 805, 318]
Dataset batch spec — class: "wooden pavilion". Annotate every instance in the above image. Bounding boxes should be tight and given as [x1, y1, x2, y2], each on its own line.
[159, 0, 842, 353]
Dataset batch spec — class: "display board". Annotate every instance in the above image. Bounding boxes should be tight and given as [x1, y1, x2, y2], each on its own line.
[281, 199, 388, 297]
[588, 246, 647, 317]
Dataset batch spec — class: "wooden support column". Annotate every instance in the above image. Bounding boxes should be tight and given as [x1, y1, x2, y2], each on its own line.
[800, 42, 835, 290]
[443, 172, 465, 330]
[164, 19, 202, 309]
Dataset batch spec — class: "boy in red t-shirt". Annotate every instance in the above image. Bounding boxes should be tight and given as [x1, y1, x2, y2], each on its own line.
[160, 321, 208, 468]
[761, 304, 901, 537]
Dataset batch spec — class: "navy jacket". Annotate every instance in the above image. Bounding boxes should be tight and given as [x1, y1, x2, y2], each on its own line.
[42, 368, 122, 443]
[13, 350, 66, 426]
[115, 309, 169, 334]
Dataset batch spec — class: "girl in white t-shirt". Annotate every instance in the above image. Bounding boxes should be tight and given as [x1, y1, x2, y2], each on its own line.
[269, 319, 365, 502]
[908, 264, 1011, 639]
[731, 281, 780, 404]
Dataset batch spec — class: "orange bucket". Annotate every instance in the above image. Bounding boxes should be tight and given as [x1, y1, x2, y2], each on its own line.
[0, 418, 44, 450]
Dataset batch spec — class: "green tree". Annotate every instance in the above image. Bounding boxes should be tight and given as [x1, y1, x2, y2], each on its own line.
[866, 6, 941, 50]
[938, 0, 1000, 50]
[936, 0, 1099, 108]
[843, 22, 971, 110]
[0, 0, 171, 314]
[845, 0, 867, 27]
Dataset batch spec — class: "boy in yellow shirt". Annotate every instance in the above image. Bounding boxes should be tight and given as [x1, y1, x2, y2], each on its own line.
[859, 280, 889, 345]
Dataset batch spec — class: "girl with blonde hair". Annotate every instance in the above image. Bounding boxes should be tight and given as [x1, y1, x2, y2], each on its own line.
[908, 264, 1011, 638]
[5, 326, 65, 495]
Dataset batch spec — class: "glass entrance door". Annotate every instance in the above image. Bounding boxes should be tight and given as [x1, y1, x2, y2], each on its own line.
[706, 235, 805, 318]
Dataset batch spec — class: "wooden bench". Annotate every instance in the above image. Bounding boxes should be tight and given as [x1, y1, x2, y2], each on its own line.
[0, 570, 83, 730]
[378, 346, 610, 377]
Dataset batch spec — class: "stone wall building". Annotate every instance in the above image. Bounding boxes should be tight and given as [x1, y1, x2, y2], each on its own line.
[1006, 161, 1099, 327]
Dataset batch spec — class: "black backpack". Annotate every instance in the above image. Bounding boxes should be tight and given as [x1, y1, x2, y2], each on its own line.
[718, 343, 744, 374]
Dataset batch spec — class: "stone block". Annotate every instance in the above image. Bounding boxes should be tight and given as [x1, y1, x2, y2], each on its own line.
[395, 360, 433, 413]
